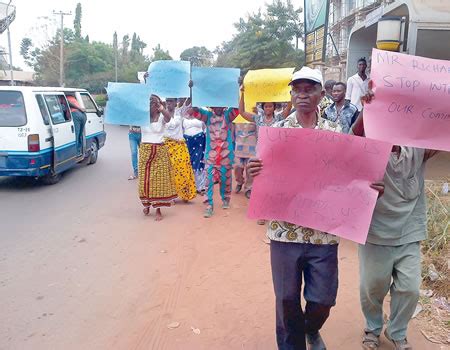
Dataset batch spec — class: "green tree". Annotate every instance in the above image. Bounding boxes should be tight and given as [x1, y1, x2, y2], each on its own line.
[215, 0, 304, 73]
[113, 32, 118, 51]
[266, 0, 303, 50]
[151, 44, 172, 61]
[20, 37, 34, 64]
[74, 3, 82, 40]
[20, 6, 151, 91]
[180, 46, 213, 66]
[121, 34, 130, 62]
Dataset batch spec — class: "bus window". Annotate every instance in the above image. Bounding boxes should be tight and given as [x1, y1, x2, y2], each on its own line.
[35, 94, 50, 125]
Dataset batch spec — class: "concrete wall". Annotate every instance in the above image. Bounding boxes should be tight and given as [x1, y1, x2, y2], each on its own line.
[346, 0, 450, 79]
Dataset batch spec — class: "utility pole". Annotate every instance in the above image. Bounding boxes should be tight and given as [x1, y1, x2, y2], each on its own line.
[53, 10, 71, 87]
[113, 31, 118, 82]
[6, 1, 14, 86]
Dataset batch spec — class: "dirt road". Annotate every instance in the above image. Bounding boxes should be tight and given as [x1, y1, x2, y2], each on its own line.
[0, 126, 446, 349]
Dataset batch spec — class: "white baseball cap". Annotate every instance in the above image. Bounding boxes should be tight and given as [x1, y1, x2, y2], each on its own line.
[289, 67, 323, 87]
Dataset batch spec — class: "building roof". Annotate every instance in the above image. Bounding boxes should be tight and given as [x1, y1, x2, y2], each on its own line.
[0, 70, 35, 82]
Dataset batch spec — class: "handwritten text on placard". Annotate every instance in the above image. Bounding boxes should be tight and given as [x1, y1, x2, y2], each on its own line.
[247, 127, 392, 244]
[364, 49, 450, 151]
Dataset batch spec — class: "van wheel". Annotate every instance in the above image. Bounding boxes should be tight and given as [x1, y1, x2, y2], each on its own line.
[40, 172, 62, 185]
[88, 140, 98, 165]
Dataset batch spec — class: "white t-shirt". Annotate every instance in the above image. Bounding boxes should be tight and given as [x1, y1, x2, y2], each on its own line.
[164, 113, 184, 141]
[346, 73, 369, 111]
[183, 118, 204, 137]
[141, 114, 165, 144]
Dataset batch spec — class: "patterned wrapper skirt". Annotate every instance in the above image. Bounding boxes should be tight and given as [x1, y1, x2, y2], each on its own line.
[184, 132, 206, 191]
[138, 143, 177, 208]
[164, 138, 197, 201]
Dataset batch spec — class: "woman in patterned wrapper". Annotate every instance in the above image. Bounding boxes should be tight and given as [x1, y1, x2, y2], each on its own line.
[138, 95, 177, 221]
[163, 98, 197, 202]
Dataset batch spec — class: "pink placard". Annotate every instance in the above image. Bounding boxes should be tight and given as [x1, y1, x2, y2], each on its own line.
[247, 127, 392, 244]
[365, 48, 450, 152]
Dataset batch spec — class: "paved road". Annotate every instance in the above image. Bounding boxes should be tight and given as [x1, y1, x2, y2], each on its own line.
[0, 125, 443, 349]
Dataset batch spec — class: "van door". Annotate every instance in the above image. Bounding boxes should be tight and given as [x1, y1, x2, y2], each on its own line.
[43, 94, 78, 173]
[79, 92, 103, 136]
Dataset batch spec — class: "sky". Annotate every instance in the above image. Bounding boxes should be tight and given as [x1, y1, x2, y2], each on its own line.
[0, 0, 302, 71]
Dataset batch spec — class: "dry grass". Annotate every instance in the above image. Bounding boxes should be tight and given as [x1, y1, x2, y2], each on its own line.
[421, 179, 449, 298]
[416, 179, 449, 345]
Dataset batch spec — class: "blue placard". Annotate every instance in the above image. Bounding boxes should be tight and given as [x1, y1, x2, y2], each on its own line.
[105, 82, 152, 127]
[147, 60, 191, 98]
[191, 67, 240, 108]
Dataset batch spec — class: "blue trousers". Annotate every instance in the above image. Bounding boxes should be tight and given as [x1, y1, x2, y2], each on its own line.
[271, 240, 338, 350]
[72, 110, 87, 155]
[129, 132, 141, 176]
[203, 165, 232, 207]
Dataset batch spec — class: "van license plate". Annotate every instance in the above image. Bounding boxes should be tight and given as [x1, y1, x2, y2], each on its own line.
[0, 156, 6, 168]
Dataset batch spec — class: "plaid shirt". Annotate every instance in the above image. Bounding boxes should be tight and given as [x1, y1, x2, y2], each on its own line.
[323, 101, 359, 134]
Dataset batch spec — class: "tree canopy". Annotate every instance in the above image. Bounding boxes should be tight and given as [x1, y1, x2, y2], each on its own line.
[20, 3, 151, 92]
[180, 46, 213, 67]
[20, 0, 304, 91]
[215, 0, 304, 73]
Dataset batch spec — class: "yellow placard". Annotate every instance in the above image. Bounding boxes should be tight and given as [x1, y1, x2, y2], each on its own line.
[233, 114, 249, 124]
[243, 67, 295, 113]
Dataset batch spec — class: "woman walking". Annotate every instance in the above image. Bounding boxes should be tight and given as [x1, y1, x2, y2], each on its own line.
[183, 107, 206, 194]
[138, 95, 177, 221]
[163, 98, 197, 201]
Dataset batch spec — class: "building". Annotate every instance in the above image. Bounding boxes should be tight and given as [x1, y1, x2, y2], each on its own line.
[324, 0, 450, 81]
[0, 49, 34, 86]
[0, 70, 35, 86]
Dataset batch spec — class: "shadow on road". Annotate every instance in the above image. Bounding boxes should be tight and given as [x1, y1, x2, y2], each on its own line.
[0, 164, 87, 192]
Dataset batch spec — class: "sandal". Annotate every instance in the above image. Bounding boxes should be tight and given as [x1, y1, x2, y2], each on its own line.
[143, 207, 150, 216]
[128, 175, 137, 180]
[384, 329, 412, 350]
[362, 330, 380, 349]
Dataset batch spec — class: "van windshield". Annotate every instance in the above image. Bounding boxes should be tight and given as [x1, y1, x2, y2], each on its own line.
[0, 91, 27, 127]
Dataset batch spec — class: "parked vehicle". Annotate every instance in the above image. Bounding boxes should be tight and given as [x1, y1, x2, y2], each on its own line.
[0, 87, 106, 184]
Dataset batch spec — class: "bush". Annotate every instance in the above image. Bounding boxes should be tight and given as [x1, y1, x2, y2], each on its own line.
[93, 94, 107, 107]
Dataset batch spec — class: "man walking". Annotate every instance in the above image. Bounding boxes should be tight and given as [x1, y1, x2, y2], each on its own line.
[249, 67, 384, 350]
[352, 92, 438, 350]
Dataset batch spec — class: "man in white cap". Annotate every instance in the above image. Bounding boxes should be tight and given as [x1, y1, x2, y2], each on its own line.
[248, 67, 383, 350]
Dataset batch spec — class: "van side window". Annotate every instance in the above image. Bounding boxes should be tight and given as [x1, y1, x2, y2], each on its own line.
[80, 93, 98, 113]
[58, 96, 72, 121]
[35, 95, 50, 125]
[44, 95, 69, 124]
[0, 91, 27, 127]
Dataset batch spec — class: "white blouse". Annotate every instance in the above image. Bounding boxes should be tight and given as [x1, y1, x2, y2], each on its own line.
[164, 113, 184, 141]
[183, 118, 204, 137]
[141, 114, 165, 144]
